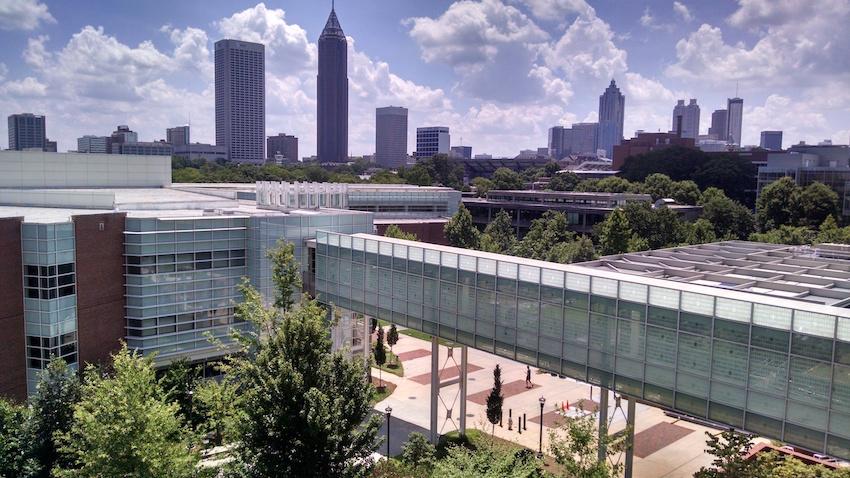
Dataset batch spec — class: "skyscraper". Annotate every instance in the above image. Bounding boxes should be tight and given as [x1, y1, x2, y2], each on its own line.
[708, 109, 727, 140]
[267, 133, 298, 162]
[215, 39, 265, 163]
[8, 113, 46, 151]
[548, 126, 566, 160]
[726, 97, 743, 146]
[597, 80, 625, 158]
[596, 80, 626, 158]
[760, 131, 783, 151]
[317, 5, 348, 163]
[415, 127, 450, 159]
[375, 106, 408, 168]
[672, 99, 700, 139]
[166, 126, 190, 146]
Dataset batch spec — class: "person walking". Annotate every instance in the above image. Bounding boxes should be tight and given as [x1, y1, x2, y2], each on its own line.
[525, 365, 532, 389]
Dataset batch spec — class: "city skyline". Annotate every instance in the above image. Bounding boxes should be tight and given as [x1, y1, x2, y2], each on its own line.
[0, 0, 847, 157]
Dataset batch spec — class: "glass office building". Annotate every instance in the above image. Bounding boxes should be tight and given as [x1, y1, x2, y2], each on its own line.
[21, 222, 78, 393]
[314, 233, 850, 459]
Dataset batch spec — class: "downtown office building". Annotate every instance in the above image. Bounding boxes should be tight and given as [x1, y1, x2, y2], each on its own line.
[313, 232, 850, 460]
[215, 39, 265, 163]
[0, 151, 370, 399]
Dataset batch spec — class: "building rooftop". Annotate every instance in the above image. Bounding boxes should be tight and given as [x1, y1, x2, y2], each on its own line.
[0, 185, 369, 223]
[579, 241, 850, 308]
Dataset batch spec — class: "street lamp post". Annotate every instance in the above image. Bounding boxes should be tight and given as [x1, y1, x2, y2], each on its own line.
[385, 406, 393, 458]
[537, 396, 546, 459]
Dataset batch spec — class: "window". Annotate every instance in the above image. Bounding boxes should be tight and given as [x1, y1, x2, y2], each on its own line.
[24, 263, 75, 299]
[26, 332, 77, 369]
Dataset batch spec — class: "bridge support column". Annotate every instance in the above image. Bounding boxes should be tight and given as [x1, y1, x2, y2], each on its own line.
[598, 386, 608, 463]
[459, 345, 468, 436]
[428, 339, 468, 444]
[430, 336, 439, 444]
[624, 396, 636, 478]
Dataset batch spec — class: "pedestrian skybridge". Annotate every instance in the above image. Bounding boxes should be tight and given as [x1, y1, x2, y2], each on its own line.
[311, 232, 850, 460]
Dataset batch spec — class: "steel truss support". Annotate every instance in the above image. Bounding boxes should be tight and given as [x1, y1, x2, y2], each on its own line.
[429, 336, 468, 444]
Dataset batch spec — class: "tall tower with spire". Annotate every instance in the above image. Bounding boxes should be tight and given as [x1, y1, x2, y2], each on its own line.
[597, 79, 625, 158]
[317, 3, 348, 163]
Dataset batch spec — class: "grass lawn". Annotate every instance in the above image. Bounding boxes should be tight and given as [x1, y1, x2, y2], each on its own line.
[370, 380, 397, 406]
[376, 319, 454, 347]
[437, 429, 564, 473]
[371, 348, 404, 377]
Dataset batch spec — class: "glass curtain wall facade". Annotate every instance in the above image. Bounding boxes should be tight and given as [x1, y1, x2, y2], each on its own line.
[314, 232, 850, 459]
[124, 216, 250, 362]
[21, 223, 78, 393]
[246, 212, 373, 304]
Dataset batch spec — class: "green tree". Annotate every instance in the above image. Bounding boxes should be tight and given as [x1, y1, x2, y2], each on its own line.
[432, 443, 545, 478]
[194, 377, 242, 447]
[492, 167, 525, 190]
[816, 215, 850, 244]
[401, 164, 433, 186]
[267, 239, 302, 313]
[694, 429, 763, 478]
[544, 161, 561, 177]
[0, 398, 32, 477]
[643, 173, 674, 200]
[621, 202, 689, 249]
[627, 234, 650, 252]
[228, 287, 382, 478]
[548, 172, 580, 192]
[371, 170, 407, 185]
[384, 224, 418, 241]
[512, 211, 575, 260]
[598, 208, 632, 255]
[24, 358, 80, 478]
[158, 357, 200, 430]
[479, 210, 515, 254]
[756, 177, 802, 230]
[387, 324, 399, 364]
[471, 177, 494, 197]
[548, 411, 623, 478]
[549, 236, 597, 263]
[575, 176, 634, 193]
[54, 346, 198, 478]
[749, 225, 815, 245]
[685, 218, 718, 245]
[485, 365, 504, 436]
[400, 432, 436, 474]
[374, 327, 387, 389]
[671, 180, 702, 205]
[444, 204, 481, 249]
[800, 182, 839, 227]
[754, 451, 850, 478]
[699, 188, 756, 239]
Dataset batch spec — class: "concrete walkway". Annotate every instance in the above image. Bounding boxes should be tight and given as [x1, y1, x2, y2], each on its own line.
[372, 327, 730, 477]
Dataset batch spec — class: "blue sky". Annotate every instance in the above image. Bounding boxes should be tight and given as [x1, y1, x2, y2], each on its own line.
[0, 0, 847, 157]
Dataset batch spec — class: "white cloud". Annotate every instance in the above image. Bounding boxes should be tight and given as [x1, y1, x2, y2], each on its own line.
[544, 12, 627, 80]
[673, 2, 693, 22]
[0, 63, 7, 82]
[668, 0, 850, 87]
[0, 0, 54, 31]
[406, 0, 547, 67]
[1, 76, 47, 96]
[215, 2, 315, 72]
[744, 94, 830, 146]
[22, 34, 50, 68]
[519, 0, 594, 19]
[162, 26, 212, 77]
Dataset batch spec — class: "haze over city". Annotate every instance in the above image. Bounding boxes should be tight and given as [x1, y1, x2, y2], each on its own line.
[0, 0, 847, 157]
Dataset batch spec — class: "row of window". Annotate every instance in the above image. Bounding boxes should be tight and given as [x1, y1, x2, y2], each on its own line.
[26, 332, 77, 370]
[24, 262, 75, 299]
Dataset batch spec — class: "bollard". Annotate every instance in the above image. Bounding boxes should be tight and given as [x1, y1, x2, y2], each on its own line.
[508, 409, 513, 430]
[523, 413, 527, 431]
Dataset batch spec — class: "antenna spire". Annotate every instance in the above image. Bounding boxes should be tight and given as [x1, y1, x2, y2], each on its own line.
[332, 0, 335, 11]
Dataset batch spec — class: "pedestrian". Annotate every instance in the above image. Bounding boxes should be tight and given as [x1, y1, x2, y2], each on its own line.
[525, 365, 532, 389]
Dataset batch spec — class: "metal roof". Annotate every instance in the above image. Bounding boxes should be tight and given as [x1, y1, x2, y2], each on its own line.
[579, 241, 850, 307]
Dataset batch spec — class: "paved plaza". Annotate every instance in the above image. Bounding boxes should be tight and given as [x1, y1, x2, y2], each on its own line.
[373, 327, 742, 478]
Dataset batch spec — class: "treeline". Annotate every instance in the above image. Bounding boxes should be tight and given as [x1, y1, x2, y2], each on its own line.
[618, 146, 757, 205]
